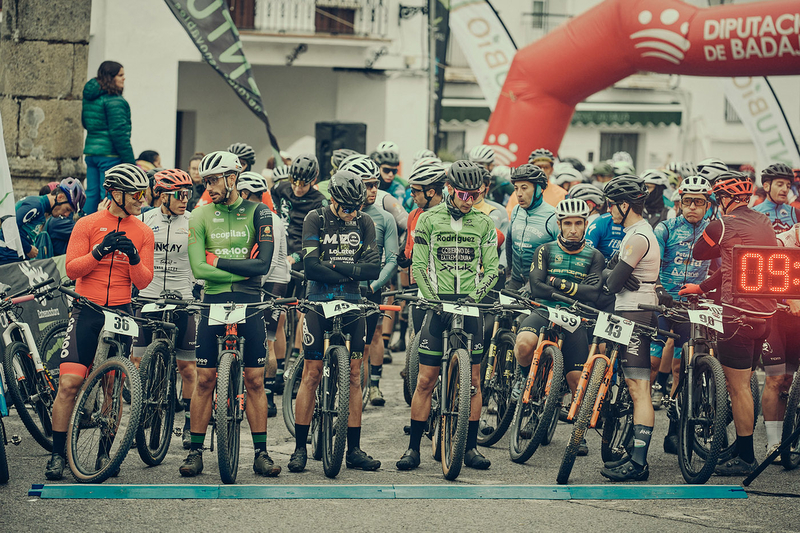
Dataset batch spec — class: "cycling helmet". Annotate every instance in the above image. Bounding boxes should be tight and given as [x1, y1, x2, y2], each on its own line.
[604, 176, 648, 205]
[57, 177, 86, 210]
[665, 169, 682, 189]
[612, 160, 636, 177]
[153, 169, 192, 194]
[528, 148, 554, 164]
[592, 161, 614, 177]
[641, 169, 669, 187]
[413, 149, 437, 163]
[560, 156, 586, 174]
[104, 163, 149, 192]
[555, 198, 591, 220]
[411, 156, 442, 171]
[447, 160, 484, 191]
[272, 165, 290, 183]
[568, 183, 604, 207]
[199, 151, 243, 178]
[678, 176, 712, 196]
[340, 156, 380, 181]
[511, 164, 548, 187]
[289, 153, 319, 183]
[612, 151, 634, 165]
[672, 189, 682, 204]
[697, 158, 727, 181]
[331, 148, 359, 172]
[492, 165, 512, 182]
[328, 170, 366, 209]
[468, 144, 496, 165]
[376, 141, 399, 154]
[553, 165, 583, 186]
[236, 171, 269, 194]
[681, 162, 698, 179]
[712, 171, 753, 198]
[227, 142, 256, 167]
[372, 150, 400, 166]
[408, 162, 447, 187]
[761, 162, 794, 184]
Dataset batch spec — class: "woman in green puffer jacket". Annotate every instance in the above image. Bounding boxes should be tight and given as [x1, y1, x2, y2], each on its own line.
[82, 61, 135, 214]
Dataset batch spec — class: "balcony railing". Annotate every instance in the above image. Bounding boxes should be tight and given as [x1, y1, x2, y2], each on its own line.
[230, 0, 390, 39]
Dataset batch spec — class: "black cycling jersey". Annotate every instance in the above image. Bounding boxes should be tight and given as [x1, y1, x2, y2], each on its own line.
[272, 181, 327, 256]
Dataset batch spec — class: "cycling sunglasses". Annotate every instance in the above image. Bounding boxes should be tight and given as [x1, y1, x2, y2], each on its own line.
[170, 189, 191, 201]
[363, 181, 379, 190]
[338, 204, 359, 214]
[129, 190, 146, 201]
[453, 188, 480, 202]
[681, 197, 707, 207]
[290, 178, 311, 186]
[381, 166, 399, 175]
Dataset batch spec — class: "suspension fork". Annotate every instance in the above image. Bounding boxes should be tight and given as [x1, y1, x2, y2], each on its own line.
[590, 344, 620, 427]
[567, 338, 606, 420]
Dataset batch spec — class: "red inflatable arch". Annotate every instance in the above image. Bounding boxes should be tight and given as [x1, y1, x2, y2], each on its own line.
[484, 0, 800, 165]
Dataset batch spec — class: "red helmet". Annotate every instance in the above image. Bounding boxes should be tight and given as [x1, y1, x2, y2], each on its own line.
[154, 169, 192, 194]
[712, 171, 753, 198]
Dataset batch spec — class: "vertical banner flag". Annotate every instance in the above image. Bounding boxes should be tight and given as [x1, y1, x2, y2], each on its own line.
[433, 1, 451, 153]
[448, 0, 517, 111]
[164, 0, 281, 152]
[0, 107, 24, 260]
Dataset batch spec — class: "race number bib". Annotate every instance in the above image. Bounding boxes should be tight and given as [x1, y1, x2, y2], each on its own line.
[141, 303, 177, 313]
[688, 304, 724, 334]
[441, 303, 480, 317]
[320, 300, 359, 319]
[593, 312, 634, 344]
[548, 307, 581, 333]
[103, 311, 139, 337]
[209, 304, 248, 325]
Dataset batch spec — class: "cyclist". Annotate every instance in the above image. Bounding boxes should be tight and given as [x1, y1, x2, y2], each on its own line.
[506, 164, 558, 291]
[586, 194, 625, 264]
[0, 178, 85, 264]
[491, 165, 514, 204]
[372, 141, 406, 204]
[567, 183, 605, 226]
[599, 175, 660, 482]
[134, 169, 197, 448]
[45, 164, 154, 480]
[186, 152, 205, 211]
[650, 176, 712, 451]
[339, 156, 399, 406]
[696, 158, 728, 183]
[641, 169, 673, 227]
[754, 163, 800, 233]
[475, 166, 510, 242]
[681, 171, 777, 475]
[553, 165, 583, 192]
[514, 198, 605, 456]
[591, 161, 614, 187]
[396, 160, 499, 472]
[288, 170, 382, 473]
[181, 151, 280, 478]
[504, 148, 565, 217]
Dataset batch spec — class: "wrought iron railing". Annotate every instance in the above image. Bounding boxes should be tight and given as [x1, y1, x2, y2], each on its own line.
[243, 0, 390, 38]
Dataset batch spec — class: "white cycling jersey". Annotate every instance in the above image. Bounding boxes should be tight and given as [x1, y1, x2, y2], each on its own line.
[615, 218, 659, 311]
[139, 208, 195, 299]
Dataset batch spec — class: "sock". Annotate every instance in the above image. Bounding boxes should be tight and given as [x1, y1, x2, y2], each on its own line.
[656, 371, 669, 389]
[765, 421, 781, 449]
[631, 424, 653, 467]
[264, 377, 276, 393]
[347, 426, 361, 453]
[183, 399, 191, 429]
[382, 334, 391, 350]
[252, 432, 267, 454]
[291, 348, 300, 358]
[53, 430, 67, 459]
[467, 420, 479, 450]
[190, 432, 206, 452]
[737, 434, 755, 463]
[295, 424, 309, 450]
[409, 419, 425, 452]
[370, 364, 383, 387]
[277, 358, 285, 371]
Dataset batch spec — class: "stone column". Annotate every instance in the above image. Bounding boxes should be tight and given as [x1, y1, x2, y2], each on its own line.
[0, 0, 91, 198]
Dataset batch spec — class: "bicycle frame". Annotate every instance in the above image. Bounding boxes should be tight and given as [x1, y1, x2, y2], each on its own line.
[522, 327, 564, 405]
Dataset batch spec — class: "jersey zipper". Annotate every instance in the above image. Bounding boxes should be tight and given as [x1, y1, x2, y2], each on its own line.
[105, 218, 121, 306]
[163, 215, 171, 294]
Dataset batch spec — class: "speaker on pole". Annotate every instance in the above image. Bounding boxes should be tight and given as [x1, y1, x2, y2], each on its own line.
[315, 122, 367, 180]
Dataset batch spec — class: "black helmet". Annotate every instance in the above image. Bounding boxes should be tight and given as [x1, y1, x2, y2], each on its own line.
[371, 150, 400, 166]
[761, 163, 794, 184]
[227, 142, 256, 167]
[447, 160, 484, 191]
[290, 153, 319, 183]
[603, 175, 648, 205]
[328, 170, 366, 209]
[510, 164, 548, 188]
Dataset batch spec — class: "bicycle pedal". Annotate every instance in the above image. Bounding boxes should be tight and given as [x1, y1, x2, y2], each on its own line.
[10, 435, 22, 446]
[173, 427, 184, 436]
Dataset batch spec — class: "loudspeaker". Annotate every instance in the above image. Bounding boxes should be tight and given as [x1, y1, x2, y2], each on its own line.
[315, 121, 367, 180]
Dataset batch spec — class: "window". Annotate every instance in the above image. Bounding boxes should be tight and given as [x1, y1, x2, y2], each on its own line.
[724, 97, 742, 124]
[600, 133, 638, 165]
[229, 0, 255, 30]
[531, 1, 546, 29]
[315, 2, 356, 35]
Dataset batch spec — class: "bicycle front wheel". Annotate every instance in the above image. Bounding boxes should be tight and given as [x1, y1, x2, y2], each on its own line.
[441, 348, 471, 481]
[135, 340, 176, 466]
[281, 357, 303, 438]
[67, 357, 142, 483]
[322, 346, 350, 478]
[478, 332, 517, 447]
[216, 352, 243, 484]
[4, 341, 57, 451]
[781, 372, 800, 470]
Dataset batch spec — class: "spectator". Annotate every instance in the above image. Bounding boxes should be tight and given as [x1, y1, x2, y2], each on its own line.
[82, 61, 135, 214]
[187, 152, 205, 211]
[136, 150, 161, 171]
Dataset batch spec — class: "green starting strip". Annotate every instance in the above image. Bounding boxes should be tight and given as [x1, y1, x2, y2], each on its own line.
[29, 484, 747, 500]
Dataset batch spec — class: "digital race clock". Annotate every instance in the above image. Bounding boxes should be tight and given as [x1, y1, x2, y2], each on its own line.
[733, 246, 800, 298]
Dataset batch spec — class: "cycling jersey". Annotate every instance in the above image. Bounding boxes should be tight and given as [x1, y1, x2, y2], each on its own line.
[403, 207, 424, 263]
[195, 188, 274, 213]
[187, 197, 275, 296]
[302, 207, 380, 302]
[139, 209, 195, 299]
[362, 202, 398, 292]
[271, 181, 327, 257]
[412, 200, 499, 302]
[586, 213, 624, 261]
[653, 216, 710, 298]
[382, 177, 406, 206]
[65, 209, 155, 306]
[529, 240, 604, 308]
[376, 189, 408, 233]
[614, 219, 660, 311]
[503, 183, 567, 217]
[778, 223, 800, 247]
[264, 215, 290, 284]
[0, 195, 50, 263]
[753, 198, 800, 234]
[507, 201, 558, 284]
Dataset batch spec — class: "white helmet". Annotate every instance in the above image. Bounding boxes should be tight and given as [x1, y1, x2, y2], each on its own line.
[103, 163, 149, 192]
[553, 164, 583, 186]
[678, 175, 712, 196]
[340, 156, 381, 181]
[408, 162, 447, 187]
[468, 144, 496, 165]
[612, 160, 636, 177]
[612, 151, 634, 165]
[413, 149, 437, 163]
[272, 165, 290, 183]
[376, 141, 399, 155]
[412, 156, 442, 171]
[696, 158, 728, 181]
[555, 198, 591, 220]
[568, 183, 604, 207]
[641, 169, 669, 187]
[236, 171, 269, 194]
[199, 151, 243, 178]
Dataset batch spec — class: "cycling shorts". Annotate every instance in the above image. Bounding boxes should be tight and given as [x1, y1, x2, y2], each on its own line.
[195, 293, 267, 369]
[650, 314, 690, 360]
[417, 309, 484, 367]
[617, 310, 654, 381]
[362, 288, 383, 339]
[303, 305, 366, 361]
[60, 302, 133, 378]
[134, 308, 197, 362]
[519, 312, 590, 374]
[263, 282, 288, 342]
[716, 306, 771, 371]
[761, 311, 797, 375]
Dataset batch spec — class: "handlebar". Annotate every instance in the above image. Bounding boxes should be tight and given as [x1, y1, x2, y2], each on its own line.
[290, 270, 305, 281]
[3, 277, 56, 302]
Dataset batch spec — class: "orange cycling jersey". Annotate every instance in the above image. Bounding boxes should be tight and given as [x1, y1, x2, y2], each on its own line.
[195, 189, 275, 212]
[66, 209, 154, 306]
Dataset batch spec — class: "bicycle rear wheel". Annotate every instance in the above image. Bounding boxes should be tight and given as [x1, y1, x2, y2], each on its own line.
[135, 341, 176, 466]
[478, 332, 517, 447]
[509, 346, 564, 463]
[216, 352, 243, 484]
[67, 357, 142, 483]
[322, 346, 350, 478]
[281, 357, 303, 438]
[557, 358, 606, 485]
[781, 372, 800, 470]
[4, 341, 57, 451]
[441, 348, 471, 480]
[601, 377, 634, 464]
[37, 319, 67, 387]
[402, 332, 418, 406]
[0, 419, 8, 484]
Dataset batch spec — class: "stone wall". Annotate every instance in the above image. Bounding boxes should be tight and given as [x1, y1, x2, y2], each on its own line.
[0, 0, 91, 198]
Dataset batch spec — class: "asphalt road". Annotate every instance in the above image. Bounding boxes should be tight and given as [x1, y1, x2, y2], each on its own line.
[1, 357, 798, 532]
